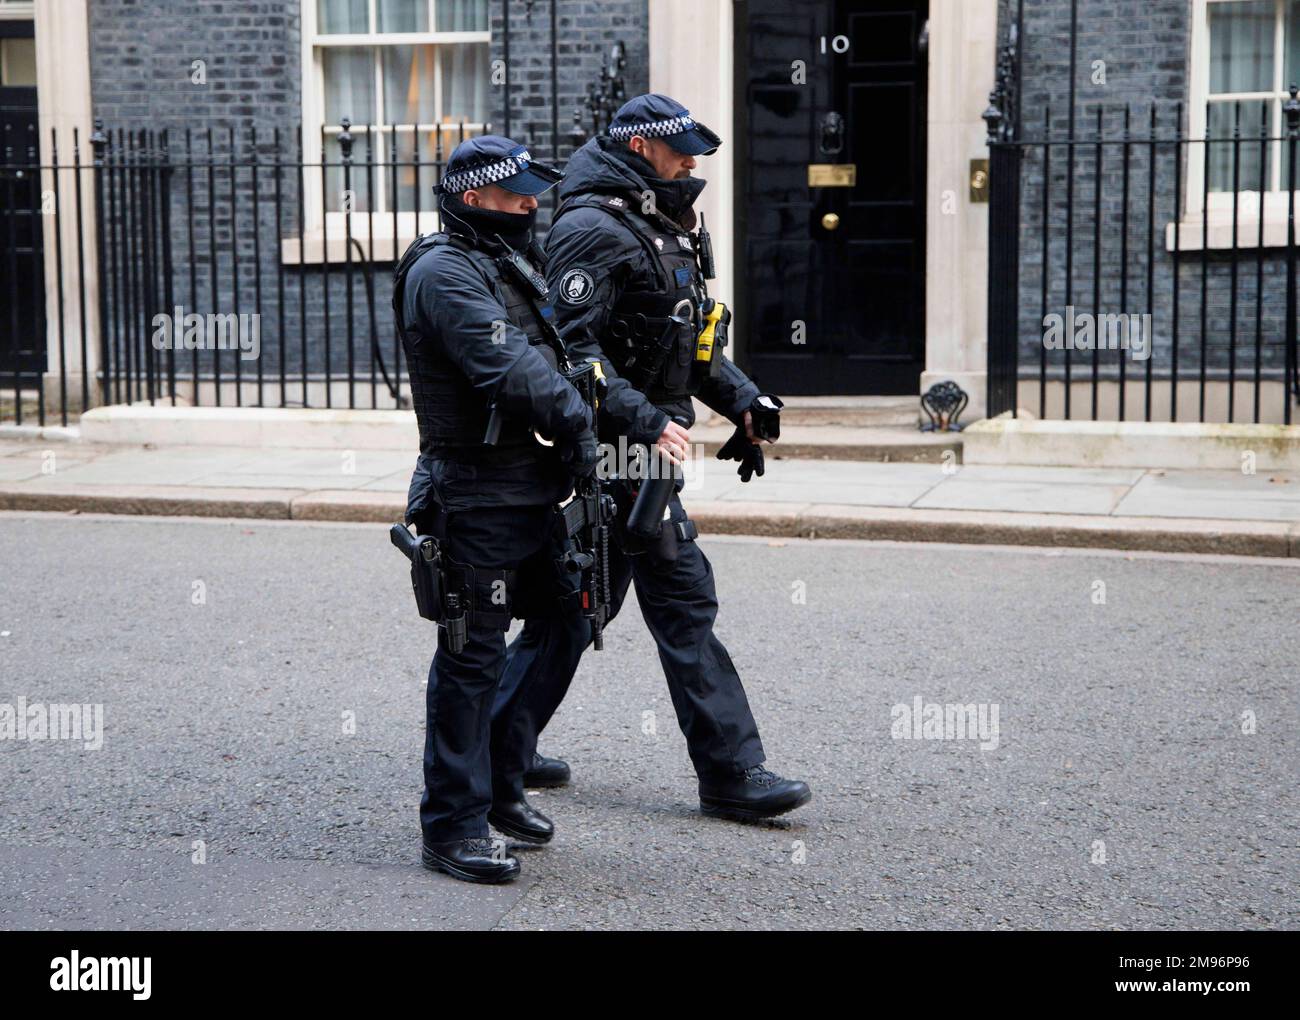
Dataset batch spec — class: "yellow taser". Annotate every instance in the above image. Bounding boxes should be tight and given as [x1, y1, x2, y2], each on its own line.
[696, 300, 731, 368]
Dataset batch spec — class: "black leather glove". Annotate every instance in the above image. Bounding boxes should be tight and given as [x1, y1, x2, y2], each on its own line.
[716, 426, 765, 483]
[748, 393, 784, 441]
[560, 428, 600, 478]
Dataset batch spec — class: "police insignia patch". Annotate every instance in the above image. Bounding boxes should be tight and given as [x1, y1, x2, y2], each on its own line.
[559, 268, 596, 305]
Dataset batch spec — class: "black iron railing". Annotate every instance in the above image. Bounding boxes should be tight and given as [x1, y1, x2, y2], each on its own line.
[0, 27, 630, 428]
[0, 118, 489, 425]
[986, 9, 1300, 426]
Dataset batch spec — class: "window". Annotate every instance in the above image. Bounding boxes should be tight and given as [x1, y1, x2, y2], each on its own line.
[293, 0, 490, 259]
[1201, 0, 1299, 192]
[0, 35, 36, 85]
[1177, 0, 1300, 248]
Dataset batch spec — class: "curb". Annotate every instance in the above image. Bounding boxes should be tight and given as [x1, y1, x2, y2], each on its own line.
[691, 503, 1300, 557]
[2, 484, 1296, 558]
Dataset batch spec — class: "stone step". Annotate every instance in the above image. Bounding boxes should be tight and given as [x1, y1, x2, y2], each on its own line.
[690, 421, 962, 464]
[696, 395, 924, 429]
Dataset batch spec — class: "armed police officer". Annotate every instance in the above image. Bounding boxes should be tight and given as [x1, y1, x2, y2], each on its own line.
[395, 136, 598, 884]
[498, 94, 812, 821]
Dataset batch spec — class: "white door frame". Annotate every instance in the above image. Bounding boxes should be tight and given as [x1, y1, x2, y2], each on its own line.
[26, 0, 99, 407]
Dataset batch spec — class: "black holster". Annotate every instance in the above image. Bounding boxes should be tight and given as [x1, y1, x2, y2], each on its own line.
[609, 479, 697, 562]
[390, 521, 470, 652]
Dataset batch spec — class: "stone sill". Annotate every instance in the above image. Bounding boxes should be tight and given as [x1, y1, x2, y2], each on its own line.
[280, 212, 440, 265]
[1165, 195, 1300, 253]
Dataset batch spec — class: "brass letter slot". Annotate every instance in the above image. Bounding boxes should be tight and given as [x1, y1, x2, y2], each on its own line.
[808, 163, 857, 188]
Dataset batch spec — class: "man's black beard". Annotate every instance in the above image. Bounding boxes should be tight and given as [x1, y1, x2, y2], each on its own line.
[439, 191, 537, 249]
[605, 140, 707, 229]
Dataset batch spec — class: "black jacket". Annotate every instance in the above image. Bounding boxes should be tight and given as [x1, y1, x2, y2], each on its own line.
[544, 136, 759, 445]
[401, 235, 591, 516]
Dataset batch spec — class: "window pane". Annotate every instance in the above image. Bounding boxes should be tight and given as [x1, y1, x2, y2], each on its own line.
[389, 129, 442, 214]
[322, 47, 377, 125]
[382, 45, 437, 124]
[1210, 1, 1275, 93]
[1286, 0, 1300, 86]
[436, 0, 489, 32]
[0, 38, 37, 87]
[1207, 100, 1271, 191]
[318, 0, 368, 34]
[378, 0, 428, 33]
[441, 43, 489, 124]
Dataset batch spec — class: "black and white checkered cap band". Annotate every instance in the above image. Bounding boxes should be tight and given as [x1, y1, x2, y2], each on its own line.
[440, 149, 533, 194]
[608, 114, 696, 142]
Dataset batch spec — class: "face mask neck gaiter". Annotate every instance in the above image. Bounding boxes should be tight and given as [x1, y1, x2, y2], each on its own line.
[438, 191, 537, 250]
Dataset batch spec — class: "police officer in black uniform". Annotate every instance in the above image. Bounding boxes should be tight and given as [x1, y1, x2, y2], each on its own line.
[497, 94, 812, 821]
[396, 136, 597, 883]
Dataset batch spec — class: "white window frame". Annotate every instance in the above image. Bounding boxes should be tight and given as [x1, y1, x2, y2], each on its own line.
[1175, 0, 1300, 248]
[288, 0, 491, 262]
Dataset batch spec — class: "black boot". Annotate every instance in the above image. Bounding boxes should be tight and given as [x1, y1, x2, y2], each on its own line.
[489, 796, 555, 844]
[421, 837, 520, 884]
[699, 765, 812, 821]
[523, 751, 571, 788]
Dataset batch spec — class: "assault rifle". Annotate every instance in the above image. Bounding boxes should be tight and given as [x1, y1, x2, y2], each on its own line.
[556, 360, 616, 650]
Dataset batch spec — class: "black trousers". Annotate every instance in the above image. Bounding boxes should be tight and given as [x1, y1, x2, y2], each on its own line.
[495, 494, 766, 779]
[419, 505, 587, 843]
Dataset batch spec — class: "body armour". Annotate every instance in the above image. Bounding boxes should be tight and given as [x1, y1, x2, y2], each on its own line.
[554, 193, 709, 404]
[394, 232, 562, 463]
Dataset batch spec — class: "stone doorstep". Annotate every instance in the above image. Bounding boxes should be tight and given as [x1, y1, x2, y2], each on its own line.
[3, 484, 1295, 558]
[690, 423, 960, 463]
[965, 416, 1300, 471]
[697, 395, 924, 429]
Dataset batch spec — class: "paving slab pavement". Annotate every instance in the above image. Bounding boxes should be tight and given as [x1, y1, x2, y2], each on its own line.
[0, 437, 1298, 555]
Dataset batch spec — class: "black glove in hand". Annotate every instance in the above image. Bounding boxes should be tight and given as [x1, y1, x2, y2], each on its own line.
[749, 393, 784, 441]
[716, 426, 765, 483]
[560, 428, 600, 478]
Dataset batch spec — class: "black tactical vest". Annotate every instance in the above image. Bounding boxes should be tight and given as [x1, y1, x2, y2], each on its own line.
[557, 193, 708, 402]
[393, 233, 560, 460]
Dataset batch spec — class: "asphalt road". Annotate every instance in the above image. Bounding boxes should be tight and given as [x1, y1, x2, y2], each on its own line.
[0, 511, 1296, 930]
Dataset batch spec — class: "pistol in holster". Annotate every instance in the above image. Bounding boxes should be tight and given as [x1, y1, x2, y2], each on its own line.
[389, 522, 468, 654]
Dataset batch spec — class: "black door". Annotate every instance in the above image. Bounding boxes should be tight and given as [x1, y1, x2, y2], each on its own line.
[0, 19, 43, 380]
[736, 0, 927, 395]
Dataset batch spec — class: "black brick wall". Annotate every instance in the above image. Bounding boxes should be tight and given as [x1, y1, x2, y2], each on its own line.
[89, 0, 299, 132]
[490, 0, 648, 160]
